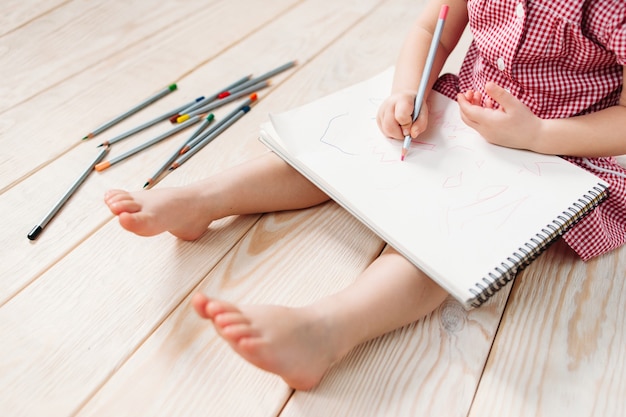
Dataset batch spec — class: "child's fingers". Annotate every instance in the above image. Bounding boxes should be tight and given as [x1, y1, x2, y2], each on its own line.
[484, 82, 512, 111]
[461, 90, 484, 106]
[457, 93, 482, 126]
[410, 102, 429, 138]
[377, 106, 404, 139]
[472, 91, 482, 105]
[394, 99, 417, 136]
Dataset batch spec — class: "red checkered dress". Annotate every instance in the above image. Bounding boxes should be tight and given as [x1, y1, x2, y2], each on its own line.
[434, 0, 626, 260]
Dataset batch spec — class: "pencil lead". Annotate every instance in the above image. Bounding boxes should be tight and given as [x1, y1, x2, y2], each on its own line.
[143, 180, 152, 189]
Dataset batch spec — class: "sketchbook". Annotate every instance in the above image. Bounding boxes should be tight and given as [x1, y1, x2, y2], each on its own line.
[259, 68, 608, 308]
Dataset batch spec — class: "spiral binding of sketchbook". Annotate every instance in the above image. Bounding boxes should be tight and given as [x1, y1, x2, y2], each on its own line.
[259, 68, 611, 309]
[469, 183, 608, 307]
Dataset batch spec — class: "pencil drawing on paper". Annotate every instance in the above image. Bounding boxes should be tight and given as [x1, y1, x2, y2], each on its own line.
[444, 188, 530, 232]
[307, 89, 563, 237]
[318, 113, 355, 155]
[316, 96, 441, 161]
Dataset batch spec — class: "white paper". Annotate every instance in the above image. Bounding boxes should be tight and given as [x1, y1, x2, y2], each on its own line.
[260, 68, 608, 307]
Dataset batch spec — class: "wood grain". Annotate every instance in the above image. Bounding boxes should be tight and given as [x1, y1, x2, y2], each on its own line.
[0, 0, 68, 37]
[0, 0, 372, 303]
[76, 202, 383, 417]
[1, 0, 222, 112]
[0, 0, 297, 192]
[2, 0, 625, 416]
[470, 240, 626, 417]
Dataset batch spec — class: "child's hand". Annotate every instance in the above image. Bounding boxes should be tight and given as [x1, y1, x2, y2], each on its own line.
[377, 91, 429, 140]
[457, 82, 542, 151]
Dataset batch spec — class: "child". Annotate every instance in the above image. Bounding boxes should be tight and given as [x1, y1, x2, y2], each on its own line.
[105, 0, 626, 390]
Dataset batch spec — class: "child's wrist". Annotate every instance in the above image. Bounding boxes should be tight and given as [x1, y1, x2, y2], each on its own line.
[530, 118, 555, 155]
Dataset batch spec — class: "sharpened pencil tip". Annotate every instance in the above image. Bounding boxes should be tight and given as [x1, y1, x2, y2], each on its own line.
[143, 181, 151, 189]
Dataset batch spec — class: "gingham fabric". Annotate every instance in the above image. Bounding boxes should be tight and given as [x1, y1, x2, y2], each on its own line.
[434, 0, 626, 260]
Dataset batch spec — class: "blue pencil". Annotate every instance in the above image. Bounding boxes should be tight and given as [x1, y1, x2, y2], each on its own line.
[169, 75, 252, 123]
[401, 5, 448, 161]
[143, 113, 216, 188]
[170, 101, 255, 171]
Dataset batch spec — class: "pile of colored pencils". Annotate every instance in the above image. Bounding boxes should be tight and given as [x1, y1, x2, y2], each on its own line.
[27, 60, 297, 240]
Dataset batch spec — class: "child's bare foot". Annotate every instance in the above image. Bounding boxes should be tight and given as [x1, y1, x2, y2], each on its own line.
[104, 187, 214, 240]
[191, 293, 342, 390]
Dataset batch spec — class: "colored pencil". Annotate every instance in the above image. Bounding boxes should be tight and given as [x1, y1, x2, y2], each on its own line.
[170, 102, 255, 171]
[83, 83, 177, 140]
[27, 145, 110, 240]
[97, 96, 205, 147]
[228, 60, 296, 95]
[168, 75, 252, 123]
[401, 5, 448, 161]
[179, 94, 257, 155]
[143, 113, 215, 188]
[175, 81, 267, 123]
[94, 113, 205, 172]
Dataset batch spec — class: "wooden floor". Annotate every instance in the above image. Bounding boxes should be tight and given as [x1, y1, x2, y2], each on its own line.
[1, 1, 625, 416]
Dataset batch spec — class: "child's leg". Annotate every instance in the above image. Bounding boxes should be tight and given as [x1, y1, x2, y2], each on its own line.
[104, 152, 329, 240]
[192, 246, 448, 390]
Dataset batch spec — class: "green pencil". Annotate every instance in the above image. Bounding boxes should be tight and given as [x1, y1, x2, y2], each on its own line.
[143, 113, 215, 188]
[83, 83, 177, 140]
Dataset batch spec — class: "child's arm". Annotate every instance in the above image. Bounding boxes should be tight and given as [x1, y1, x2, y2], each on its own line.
[377, 0, 468, 140]
[458, 68, 626, 158]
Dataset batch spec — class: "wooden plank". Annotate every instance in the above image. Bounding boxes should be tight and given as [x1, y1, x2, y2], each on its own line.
[0, 0, 68, 37]
[0, 0, 297, 193]
[76, 203, 383, 417]
[0, 141, 115, 305]
[469, 240, 626, 417]
[0, 0, 299, 304]
[0, 216, 257, 417]
[281, 291, 508, 417]
[0, 0, 221, 112]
